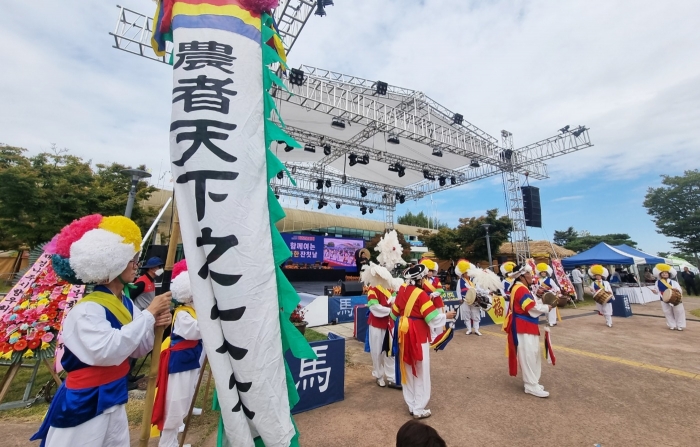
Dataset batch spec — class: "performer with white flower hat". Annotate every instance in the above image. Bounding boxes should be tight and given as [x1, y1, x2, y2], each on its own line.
[152, 259, 204, 447]
[589, 264, 615, 328]
[32, 214, 172, 447]
[653, 263, 686, 331]
[500, 261, 516, 315]
[419, 259, 444, 309]
[454, 260, 483, 336]
[535, 263, 561, 327]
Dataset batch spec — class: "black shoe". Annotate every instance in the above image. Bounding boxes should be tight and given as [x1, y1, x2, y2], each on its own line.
[387, 381, 402, 390]
[128, 374, 145, 383]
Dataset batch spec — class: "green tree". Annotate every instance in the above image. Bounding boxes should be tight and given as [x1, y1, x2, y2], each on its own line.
[397, 210, 447, 229]
[643, 170, 700, 260]
[366, 230, 412, 263]
[419, 209, 512, 262]
[0, 144, 158, 250]
[553, 226, 578, 247]
[563, 233, 638, 252]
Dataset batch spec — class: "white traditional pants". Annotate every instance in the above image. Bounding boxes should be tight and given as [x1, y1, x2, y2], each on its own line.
[548, 308, 558, 326]
[516, 333, 545, 394]
[595, 302, 613, 326]
[45, 404, 129, 447]
[368, 326, 396, 383]
[402, 343, 431, 416]
[461, 304, 481, 331]
[158, 367, 201, 447]
[661, 302, 686, 329]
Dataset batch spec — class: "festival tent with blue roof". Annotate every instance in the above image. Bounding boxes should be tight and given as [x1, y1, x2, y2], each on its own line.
[561, 242, 645, 268]
[611, 245, 667, 265]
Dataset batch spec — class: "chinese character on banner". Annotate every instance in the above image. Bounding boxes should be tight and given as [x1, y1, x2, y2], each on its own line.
[296, 345, 331, 392]
[492, 296, 504, 318]
[339, 298, 353, 317]
[174, 40, 236, 74]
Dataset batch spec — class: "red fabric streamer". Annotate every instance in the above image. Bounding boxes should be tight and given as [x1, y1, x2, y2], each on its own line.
[151, 339, 200, 430]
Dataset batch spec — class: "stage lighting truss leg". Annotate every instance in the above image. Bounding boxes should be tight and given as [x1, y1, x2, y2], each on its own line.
[501, 131, 530, 264]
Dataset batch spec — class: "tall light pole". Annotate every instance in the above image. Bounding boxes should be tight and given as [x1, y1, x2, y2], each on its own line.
[482, 223, 493, 270]
[122, 168, 151, 218]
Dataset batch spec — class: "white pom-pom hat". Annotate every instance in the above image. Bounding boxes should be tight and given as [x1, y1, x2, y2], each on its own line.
[588, 264, 609, 279]
[535, 262, 553, 277]
[170, 260, 193, 304]
[653, 263, 677, 279]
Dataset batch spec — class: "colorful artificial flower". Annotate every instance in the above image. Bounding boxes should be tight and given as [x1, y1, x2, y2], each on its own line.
[23, 349, 34, 358]
[13, 339, 27, 351]
[41, 341, 51, 350]
[41, 333, 54, 343]
[28, 339, 40, 350]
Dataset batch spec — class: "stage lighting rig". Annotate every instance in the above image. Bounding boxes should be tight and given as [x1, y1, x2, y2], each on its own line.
[348, 153, 358, 166]
[439, 176, 446, 186]
[470, 160, 480, 168]
[423, 170, 436, 181]
[318, 199, 328, 209]
[360, 186, 368, 197]
[276, 171, 284, 180]
[559, 125, 570, 133]
[331, 116, 346, 130]
[325, 179, 332, 188]
[388, 162, 405, 177]
[369, 207, 374, 214]
[453, 113, 464, 125]
[387, 133, 400, 145]
[335, 202, 341, 209]
[283, 143, 294, 153]
[431, 147, 443, 157]
[395, 192, 406, 204]
[323, 143, 331, 155]
[450, 176, 457, 185]
[289, 68, 305, 86]
[303, 198, 310, 205]
[304, 143, 316, 153]
[316, 179, 323, 190]
[360, 205, 367, 215]
[375, 81, 388, 95]
[572, 126, 586, 137]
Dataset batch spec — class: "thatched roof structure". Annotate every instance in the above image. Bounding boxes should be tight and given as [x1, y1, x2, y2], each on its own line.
[499, 240, 575, 259]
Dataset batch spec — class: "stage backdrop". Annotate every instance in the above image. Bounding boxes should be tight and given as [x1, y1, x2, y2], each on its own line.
[282, 234, 363, 272]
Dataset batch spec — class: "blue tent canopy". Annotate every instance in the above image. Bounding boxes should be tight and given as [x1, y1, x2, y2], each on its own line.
[561, 242, 644, 268]
[612, 245, 665, 265]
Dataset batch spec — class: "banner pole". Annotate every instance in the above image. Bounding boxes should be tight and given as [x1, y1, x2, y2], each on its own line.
[139, 200, 180, 447]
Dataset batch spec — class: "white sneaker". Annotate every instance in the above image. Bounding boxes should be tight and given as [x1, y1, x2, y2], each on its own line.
[376, 378, 386, 387]
[525, 388, 550, 398]
[475, 330, 482, 336]
[413, 409, 432, 419]
[192, 407, 202, 416]
[178, 424, 186, 433]
[669, 327, 676, 330]
[606, 323, 612, 328]
[677, 327, 683, 332]
[466, 330, 472, 335]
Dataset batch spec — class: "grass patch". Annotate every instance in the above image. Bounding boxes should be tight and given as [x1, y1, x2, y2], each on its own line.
[690, 308, 700, 318]
[304, 328, 327, 342]
[0, 360, 58, 421]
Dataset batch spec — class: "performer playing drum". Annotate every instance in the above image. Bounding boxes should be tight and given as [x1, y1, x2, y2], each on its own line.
[454, 260, 484, 336]
[419, 259, 444, 308]
[391, 265, 455, 419]
[589, 265, 615, 328]
[653, 263, 686, 331]
[535, 263, 561, 327]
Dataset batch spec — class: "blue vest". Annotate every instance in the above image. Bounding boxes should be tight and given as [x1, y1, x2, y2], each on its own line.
[169, 332, 203, 374]
[31, 286, 135, 446]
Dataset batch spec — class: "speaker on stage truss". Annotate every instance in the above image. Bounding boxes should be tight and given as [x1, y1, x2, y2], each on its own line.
[520, 186, 542, 228]
[340, 281, 364, 296]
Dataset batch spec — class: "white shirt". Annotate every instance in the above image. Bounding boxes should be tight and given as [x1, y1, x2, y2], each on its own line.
[571, 269, 583, 284]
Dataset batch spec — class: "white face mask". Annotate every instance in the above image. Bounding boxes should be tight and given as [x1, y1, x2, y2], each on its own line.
[155, 268, 164, 276]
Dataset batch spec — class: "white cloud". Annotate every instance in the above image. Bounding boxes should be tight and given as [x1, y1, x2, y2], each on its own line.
[551, 195, 584, 202]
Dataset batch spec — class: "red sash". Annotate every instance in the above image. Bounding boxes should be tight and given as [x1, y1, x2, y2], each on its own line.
[151, 340, 200, 430]
[65, 360, 130, 389]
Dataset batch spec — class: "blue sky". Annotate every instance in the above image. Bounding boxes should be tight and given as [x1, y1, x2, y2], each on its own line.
[1, 0, 699, 255]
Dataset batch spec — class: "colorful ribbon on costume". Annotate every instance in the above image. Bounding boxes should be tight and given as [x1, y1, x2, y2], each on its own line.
[398, 288, 423, 384]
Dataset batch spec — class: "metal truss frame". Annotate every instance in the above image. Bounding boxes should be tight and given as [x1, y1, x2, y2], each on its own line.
[501, 130, 530, 264]
[110, 5, 172, 65]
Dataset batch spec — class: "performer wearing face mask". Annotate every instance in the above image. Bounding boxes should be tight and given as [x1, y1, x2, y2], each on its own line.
[132, 257, 165, 311]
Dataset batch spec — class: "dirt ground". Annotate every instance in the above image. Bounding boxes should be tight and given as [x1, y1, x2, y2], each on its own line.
[6, 299, 699, 447]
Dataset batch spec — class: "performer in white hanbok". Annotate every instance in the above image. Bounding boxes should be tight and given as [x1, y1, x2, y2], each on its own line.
[361, 262, 401, 389]
[391, 265, 455, 419]
[454, 260, 482, 335]
[535, 263, 561, 327]
[500, 261, 516, 315]
[653, 263, 686, 331]
[32, 214, 172, 447]
[152, 260, 204, 447]
[589, 265, 614, 328]
[503, 264, 552, 398]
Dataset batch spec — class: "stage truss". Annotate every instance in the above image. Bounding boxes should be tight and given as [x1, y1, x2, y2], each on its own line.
[109, 2, 593, 247]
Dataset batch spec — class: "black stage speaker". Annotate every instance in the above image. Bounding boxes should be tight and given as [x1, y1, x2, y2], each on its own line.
[340, 281, 364, 296]
[521, 186, 542, 228]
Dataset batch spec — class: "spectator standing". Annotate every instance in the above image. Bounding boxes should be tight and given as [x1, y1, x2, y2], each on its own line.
[132, 257, 165, 311]
[571, 266, 584, 302]
[644, 267, 655, 283]
[680, 267, 697, 296]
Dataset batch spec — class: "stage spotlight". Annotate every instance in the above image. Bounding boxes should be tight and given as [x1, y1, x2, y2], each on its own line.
[432, 147, 443, 157]
[318, 200, 327, 209]
[450, 176, 456, 185]
[369, 208, 374, 214]
[276, 171, 284, 180]
[348, 153, 358, 166]
[289, 68, 305, 86]
[304, 143, 316, 153]
[572, 126, 585, 137]
[360, 205, 367, 215]
[342, 174, 347, 184]
[360, 186, 368, 197]
[314, 0, 326, 17]
[387, 133, 400, 145]
[423, 169, 435, 181]
[559, 125, 570, 133]
[501, 149, 513, 161]
[284, 144, 294, 152]
[470, 160, 480, 168]
[331, 116, 346, 130]
[388, 162, 405, 177]
[316, 179, 324, 190]
[323, 143, 331, 156]
[303, 198, 310, 205]
[453, 113, 464, 125]
[325, 179, 332, 188]
[439, 176, 446, 186]
[375, 81, 388, 95]
[335, 202, 341, 209]
[395, 193, 406, 204]
[360, 154, 370, 165]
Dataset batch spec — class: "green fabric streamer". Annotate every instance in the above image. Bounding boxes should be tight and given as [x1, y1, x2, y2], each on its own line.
[266, 148, 297, 186]
[265, 120, 300, 149]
